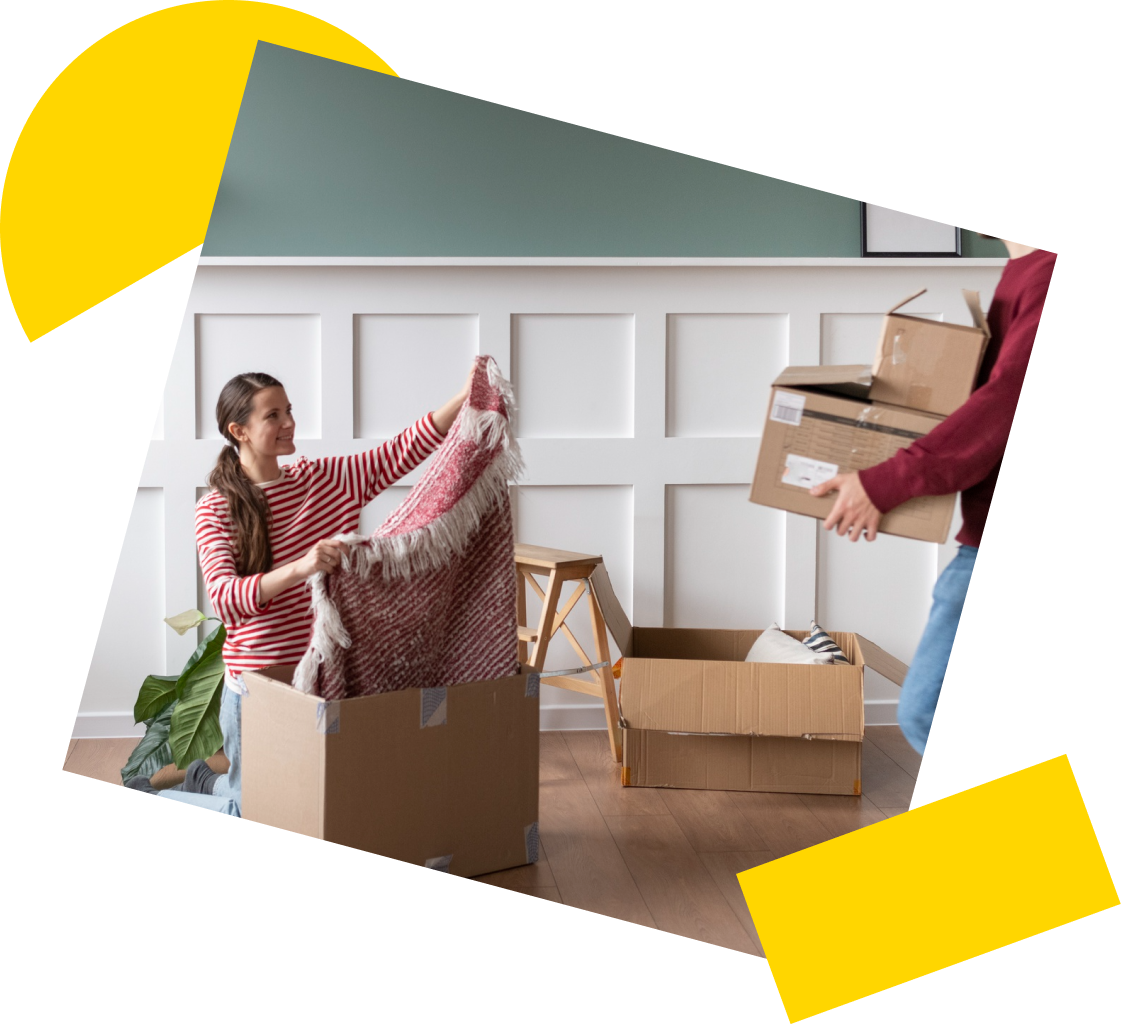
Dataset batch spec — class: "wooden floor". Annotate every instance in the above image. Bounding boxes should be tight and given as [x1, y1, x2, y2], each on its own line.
[64, 726, 920, 957]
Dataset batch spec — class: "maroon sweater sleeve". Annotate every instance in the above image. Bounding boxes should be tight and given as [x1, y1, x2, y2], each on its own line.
[858, 262, 1049, 513]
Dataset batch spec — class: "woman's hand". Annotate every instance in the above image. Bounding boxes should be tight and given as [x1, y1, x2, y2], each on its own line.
[294, 538, 348, 580]
[257, 538, 348, 606]
[431, 364, 475, 436]
[810, 472, 883, 542]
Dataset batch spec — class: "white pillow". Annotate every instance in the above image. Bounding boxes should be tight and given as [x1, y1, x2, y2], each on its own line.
[746, 623, 834, 665]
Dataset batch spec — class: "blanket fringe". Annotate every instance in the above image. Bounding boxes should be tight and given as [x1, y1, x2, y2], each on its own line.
[293, 357, 522, 694]
[291, 581, 353, 694]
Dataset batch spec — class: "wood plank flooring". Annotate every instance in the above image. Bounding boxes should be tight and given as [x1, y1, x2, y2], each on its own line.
[64, 725, 918, 957]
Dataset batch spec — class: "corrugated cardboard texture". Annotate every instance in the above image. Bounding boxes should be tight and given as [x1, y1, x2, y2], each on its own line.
[616, 628, 873, 795]
[240, 667, 538, 878]
[870, 313, 986, 416]
[773, 364, 873, 400]
[751, 386, 954, 543]
[590, 562, 633, 657]
[620, 656, 864, 742]
[854, 634, 909, 687]
[241, 666, 325, 838]
[622, 731, 861, 796]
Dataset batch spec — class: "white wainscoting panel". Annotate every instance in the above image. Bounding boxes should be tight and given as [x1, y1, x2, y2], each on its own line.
[195, 314, 322, 439]
[512, 314, 634, 438]
[354, 314, 478, 438]
[78, 488, 165, 732]
[666, 313, 788, 437]
[358, 484, 413, 536]
[78, 261, 1006, 735]
[665, 484, 784, 629]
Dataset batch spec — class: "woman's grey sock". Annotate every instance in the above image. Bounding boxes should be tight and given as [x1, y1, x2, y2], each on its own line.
[184, 759, 218, 795]
[124, 776, 159, 794]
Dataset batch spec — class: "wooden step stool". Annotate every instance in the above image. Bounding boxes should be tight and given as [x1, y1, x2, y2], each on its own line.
[514, 543, 622, 761]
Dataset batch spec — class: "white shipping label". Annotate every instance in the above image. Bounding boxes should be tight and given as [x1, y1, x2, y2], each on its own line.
[783, 453, 839, 490]
[770, 391, 806, 426]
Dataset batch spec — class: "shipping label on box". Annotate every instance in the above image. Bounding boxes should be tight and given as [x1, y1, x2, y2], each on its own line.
[751, 384, 954, 544]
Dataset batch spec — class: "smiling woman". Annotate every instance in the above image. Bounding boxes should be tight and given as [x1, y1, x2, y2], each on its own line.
[124, 366, 473, 814]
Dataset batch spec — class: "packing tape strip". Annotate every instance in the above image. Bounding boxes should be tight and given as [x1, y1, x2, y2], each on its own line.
[316, 700, 340, 735]
[420, 687, 448, 728]
[526, 662, 608, 697]
[425, 854, 453, 872]
[534, 661, 610, 678]
[524, 821, 540, 864]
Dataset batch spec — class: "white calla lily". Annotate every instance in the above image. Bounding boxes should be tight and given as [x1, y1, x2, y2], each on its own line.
[164, 609, 207, 636]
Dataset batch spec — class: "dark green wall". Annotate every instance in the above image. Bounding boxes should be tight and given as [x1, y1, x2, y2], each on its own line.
[203, 43, 1000, 259]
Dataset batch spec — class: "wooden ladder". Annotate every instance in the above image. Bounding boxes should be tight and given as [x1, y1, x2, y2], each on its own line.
[514, 543, 622, 761]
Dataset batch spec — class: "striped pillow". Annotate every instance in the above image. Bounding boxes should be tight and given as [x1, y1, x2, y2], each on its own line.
[803, 621, 851, 665]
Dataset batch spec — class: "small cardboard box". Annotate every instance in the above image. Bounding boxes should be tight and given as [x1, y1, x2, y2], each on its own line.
[239, 665, 540, 878]
[749, 367, 955, 543]
[869, 288, 990, 416]
[588, 567, 908, 797]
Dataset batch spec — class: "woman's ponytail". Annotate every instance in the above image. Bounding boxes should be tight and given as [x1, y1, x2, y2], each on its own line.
[207, 372, 283, 576]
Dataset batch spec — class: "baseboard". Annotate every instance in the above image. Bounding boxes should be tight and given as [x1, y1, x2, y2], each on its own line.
[539, 702, 612, 732]
[72, 713, 146, 739]
[864, 698, 900, 726]
[75, 699, 900, 737]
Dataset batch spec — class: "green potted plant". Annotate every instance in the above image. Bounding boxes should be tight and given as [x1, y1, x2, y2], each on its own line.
[120, 610, 227, 784]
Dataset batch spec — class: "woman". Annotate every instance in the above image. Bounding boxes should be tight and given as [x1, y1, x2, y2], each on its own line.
[127, 368, 471, 813]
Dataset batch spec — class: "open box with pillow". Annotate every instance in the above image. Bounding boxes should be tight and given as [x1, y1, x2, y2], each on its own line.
[589, 567, 907, 796]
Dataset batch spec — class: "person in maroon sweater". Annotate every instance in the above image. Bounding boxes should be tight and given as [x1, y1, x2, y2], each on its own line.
[809, 241, 1056, 754]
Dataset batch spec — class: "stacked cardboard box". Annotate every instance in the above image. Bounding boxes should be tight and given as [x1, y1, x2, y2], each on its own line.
[750, 289, 990, 543]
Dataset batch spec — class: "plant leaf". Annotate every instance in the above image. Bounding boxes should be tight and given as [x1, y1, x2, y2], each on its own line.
[121, 701, 176, 783]
[176, 623, 226, 686]
[169, 663, 225, 768]
[133, 674, 179, 724]
[164, 609, 207, 636]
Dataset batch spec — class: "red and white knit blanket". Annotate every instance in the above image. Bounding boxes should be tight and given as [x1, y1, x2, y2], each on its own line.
[292, 356, 522, 700]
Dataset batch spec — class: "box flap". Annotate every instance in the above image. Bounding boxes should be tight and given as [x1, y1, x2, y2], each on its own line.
[619, 657, 863, 741]
[773, 365, 873, 389]
[887, 288, 928, 314]
[962, 289, 992, 340]
[772, 365, 874, 401]
[854, 634, 909, 686]
[590, 563, 633, 658]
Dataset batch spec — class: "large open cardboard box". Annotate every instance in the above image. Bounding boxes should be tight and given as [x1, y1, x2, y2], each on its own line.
[589, 567, 908, 796]
[239, 665, 540, 878]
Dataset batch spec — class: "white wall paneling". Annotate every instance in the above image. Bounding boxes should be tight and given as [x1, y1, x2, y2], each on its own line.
[666, 314, 788, 437]
[195, 314, 322, 440]
[354, 314, 479, 438]
[665, 485, 784, 628]
[76, 488, 165, 737]
[78, 261, 1005, 735]
[512, 314, 635, 438]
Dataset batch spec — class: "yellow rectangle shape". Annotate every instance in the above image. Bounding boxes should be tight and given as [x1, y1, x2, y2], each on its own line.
[738, 755, 1117, 1022]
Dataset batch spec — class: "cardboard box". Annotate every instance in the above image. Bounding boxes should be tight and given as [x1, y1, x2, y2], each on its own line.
[869, 288, 990, 416]
[749, 368, 956, 543]
[588, 567, 908, 797]
[239, 665, 540, 878]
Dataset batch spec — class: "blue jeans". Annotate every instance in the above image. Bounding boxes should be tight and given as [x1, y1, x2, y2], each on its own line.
[897, 545, 978, 756]
[159, 684, 242, 816]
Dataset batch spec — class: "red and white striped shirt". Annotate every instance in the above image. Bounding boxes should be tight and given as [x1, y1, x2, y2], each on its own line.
[196, 415, 443, 684]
